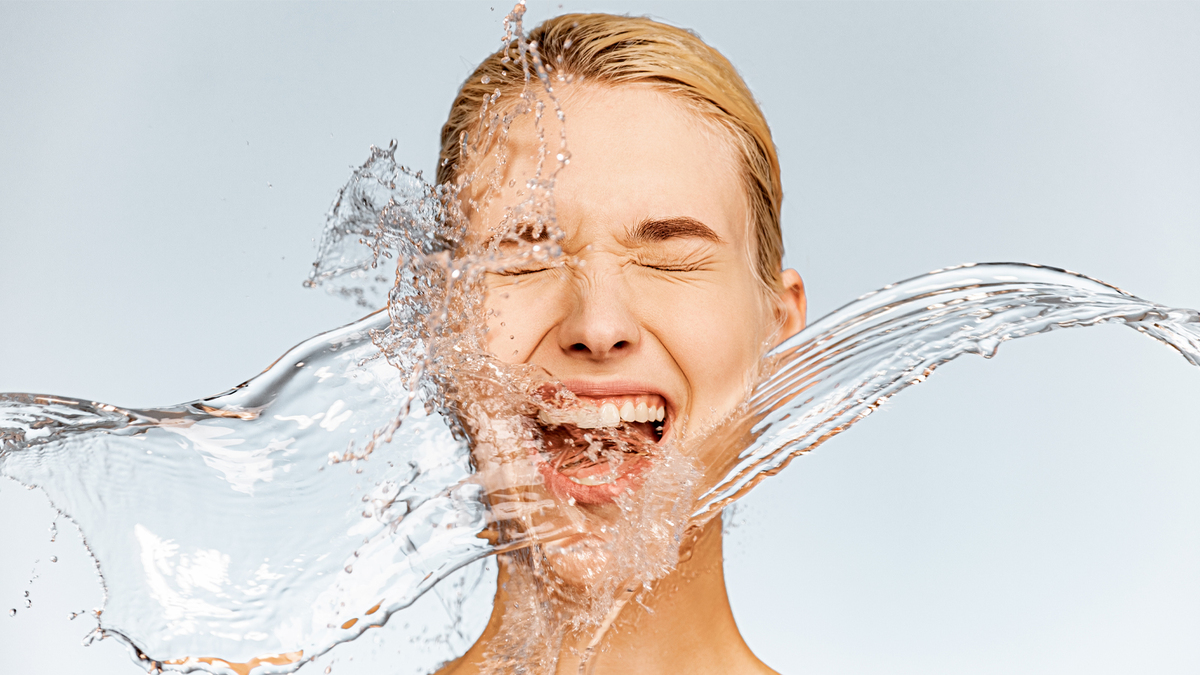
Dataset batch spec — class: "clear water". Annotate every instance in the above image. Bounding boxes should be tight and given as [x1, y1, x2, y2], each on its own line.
[4, 228, 1198, 673]
[4, 5, 1200, 674]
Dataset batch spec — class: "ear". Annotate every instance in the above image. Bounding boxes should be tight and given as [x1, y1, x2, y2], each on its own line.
[772, 268, 806, 348]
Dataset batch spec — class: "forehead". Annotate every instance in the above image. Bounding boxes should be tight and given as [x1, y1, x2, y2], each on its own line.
[465, 83, 750, 249]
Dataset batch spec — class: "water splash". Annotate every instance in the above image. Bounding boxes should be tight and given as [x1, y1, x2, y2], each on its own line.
[689, 262, 1200, 526]
[4, 5, 1200, 674]
[1, 311, 491, 671]
[4, 256, 1197, 672]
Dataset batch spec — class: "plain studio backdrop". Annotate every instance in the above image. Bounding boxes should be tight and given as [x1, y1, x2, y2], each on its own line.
[2, 2, 1199, 674]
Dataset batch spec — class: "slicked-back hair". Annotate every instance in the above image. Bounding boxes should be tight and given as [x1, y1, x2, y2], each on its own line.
[439, 13, 785, 291]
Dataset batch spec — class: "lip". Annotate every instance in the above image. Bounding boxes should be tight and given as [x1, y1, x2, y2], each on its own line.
[536, 450, 648, 505]
[533, 379, 676, 505]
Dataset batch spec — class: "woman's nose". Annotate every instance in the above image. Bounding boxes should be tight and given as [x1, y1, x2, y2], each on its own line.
[556, 278, 640, 361]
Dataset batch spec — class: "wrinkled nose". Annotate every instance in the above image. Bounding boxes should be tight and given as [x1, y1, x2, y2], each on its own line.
[556, 278, 640, 361]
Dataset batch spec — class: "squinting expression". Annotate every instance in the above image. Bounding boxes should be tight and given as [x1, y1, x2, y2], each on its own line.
[467, 84, 789, 506]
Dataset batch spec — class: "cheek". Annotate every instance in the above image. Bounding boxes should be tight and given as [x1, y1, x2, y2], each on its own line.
[484, 278, 564, 362]
[638, 277, 771, 414]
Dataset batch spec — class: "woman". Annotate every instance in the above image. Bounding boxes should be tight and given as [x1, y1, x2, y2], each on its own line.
[432, 13, 805, 674]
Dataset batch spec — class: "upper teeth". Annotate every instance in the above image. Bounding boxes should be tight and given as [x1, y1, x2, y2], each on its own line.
[538, 399, 666, 429]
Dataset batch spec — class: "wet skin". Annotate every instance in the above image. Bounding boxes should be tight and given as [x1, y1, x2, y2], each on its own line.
[477, 83, 804, 484]
[445, 83, 805, 675]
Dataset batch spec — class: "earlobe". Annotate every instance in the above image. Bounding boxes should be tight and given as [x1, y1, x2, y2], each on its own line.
[773, 268, 806, 347]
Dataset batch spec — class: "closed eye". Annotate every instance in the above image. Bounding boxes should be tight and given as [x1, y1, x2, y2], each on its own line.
[634, 248, 715, 274]
[640, 262, 704, 273]
[493, 265, 552, 277]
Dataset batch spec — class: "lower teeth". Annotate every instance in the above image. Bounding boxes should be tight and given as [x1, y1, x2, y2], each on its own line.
[567, 474, 615, 486]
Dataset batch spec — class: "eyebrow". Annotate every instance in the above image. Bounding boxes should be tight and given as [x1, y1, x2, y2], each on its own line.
[487, 222, 554, 248]
[627, 216, 723, 244]
[515, 225, 553, 244]
[487, 215, 723, 248]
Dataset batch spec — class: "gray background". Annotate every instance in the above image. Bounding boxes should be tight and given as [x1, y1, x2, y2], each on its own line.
[2, 1, 1199, 673]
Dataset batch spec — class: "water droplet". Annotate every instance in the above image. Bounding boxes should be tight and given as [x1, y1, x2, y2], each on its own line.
[324, 667, 332, 674]
[481, 75, 491, 84]
[82, 627, 101, 647]
[49, 556, 57, 563]
[8, 609, 15, 617]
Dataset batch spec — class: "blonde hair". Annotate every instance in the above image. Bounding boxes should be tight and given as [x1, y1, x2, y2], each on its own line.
[439, 12, 784, 290]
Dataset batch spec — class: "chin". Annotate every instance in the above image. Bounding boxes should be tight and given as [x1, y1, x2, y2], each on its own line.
[533, 452, 703, 603]
[542, 531, 616, 590]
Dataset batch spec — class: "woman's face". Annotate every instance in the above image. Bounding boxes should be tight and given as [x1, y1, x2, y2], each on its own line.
[465, 83, 803, 546]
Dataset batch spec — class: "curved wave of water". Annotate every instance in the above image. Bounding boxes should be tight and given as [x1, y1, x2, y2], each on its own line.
[691, 262, 1200, 524]
[1, 312, 489, 672]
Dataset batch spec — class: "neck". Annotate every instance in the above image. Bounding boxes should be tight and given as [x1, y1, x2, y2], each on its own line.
[440, 518, 775, 675]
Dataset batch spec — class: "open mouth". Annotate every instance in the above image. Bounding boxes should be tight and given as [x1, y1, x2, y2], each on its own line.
[531, 393, 669, 505]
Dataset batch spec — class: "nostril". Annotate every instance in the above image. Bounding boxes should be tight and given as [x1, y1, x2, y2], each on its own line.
[570, 343, 589, 352]
[613, 340, 629, 350]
